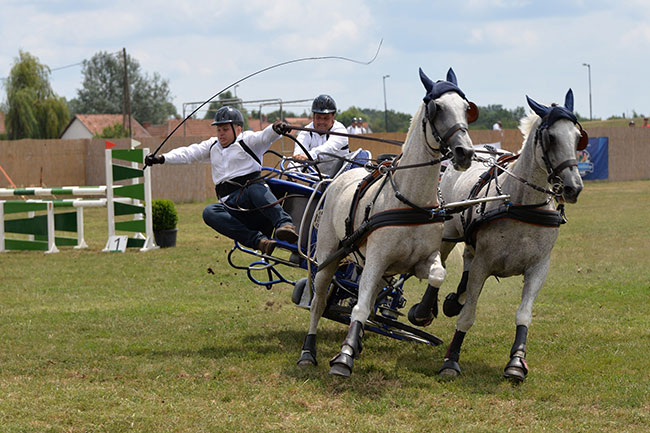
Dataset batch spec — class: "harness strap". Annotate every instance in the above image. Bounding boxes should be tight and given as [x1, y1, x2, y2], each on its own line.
[318, 208, 450, 271]
[344, 160, 393, 237]
[464, 203, 565, 248]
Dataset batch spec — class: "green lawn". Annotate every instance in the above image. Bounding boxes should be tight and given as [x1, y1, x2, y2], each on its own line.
[1, 180, 648, 432]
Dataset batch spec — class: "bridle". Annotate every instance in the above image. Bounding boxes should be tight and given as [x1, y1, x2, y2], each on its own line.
[534, 118, 587, 185]
[421, 98, 477, 157]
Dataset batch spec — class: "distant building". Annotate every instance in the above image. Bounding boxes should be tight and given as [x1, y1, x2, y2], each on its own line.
[60, 114, 151, 139]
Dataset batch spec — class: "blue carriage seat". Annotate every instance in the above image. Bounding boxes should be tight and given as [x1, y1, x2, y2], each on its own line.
[267, 148, 372, 249]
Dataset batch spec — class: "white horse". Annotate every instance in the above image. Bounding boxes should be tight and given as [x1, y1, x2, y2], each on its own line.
[297, 68, 478, 377]
[422, 89, 587, 381]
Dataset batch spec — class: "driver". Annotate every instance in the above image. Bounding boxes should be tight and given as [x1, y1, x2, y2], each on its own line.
[145, 106, 297, 255]
[293, 94, 350, 175]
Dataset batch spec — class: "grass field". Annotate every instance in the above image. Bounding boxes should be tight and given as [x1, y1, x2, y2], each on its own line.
[1, 180, 648, 432]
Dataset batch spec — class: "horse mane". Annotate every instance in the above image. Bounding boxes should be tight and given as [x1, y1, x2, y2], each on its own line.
[403, 103, 426, 150]
[516, 112, 540, 154]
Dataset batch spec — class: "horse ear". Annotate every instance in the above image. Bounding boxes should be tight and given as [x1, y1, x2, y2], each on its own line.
[526, 95, 550, 118]
[577, 127, 589, 150]
[565, 88, 574, 112]
[419, 68, 433, 94]
[446, 68, 458, 85]
[467, 101, 479, 123]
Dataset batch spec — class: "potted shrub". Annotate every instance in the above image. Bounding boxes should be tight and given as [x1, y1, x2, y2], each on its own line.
[152, 199, 178, 248]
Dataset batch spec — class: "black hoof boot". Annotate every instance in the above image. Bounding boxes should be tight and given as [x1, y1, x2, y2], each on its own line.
[328, 321, 363, 378]
[408, 303, 433, 326]
[504, 355, 528, 382]
[329, 348, 354, 377]
[443, 292, 463, 317]
[439, 358, 461, 378]
[297, 334, 317, 366]
[408, 285, 439, 326]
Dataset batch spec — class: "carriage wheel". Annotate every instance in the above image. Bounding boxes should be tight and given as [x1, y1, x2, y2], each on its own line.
[323, 304, 443, 347]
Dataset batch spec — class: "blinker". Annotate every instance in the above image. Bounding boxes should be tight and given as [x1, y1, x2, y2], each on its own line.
[577, 128, 589, 151]
[467, 102, 479, 124]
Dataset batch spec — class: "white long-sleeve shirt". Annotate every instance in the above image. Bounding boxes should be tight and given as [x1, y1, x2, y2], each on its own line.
[162, 125, 280, 186]
[294, 120, 349, 174]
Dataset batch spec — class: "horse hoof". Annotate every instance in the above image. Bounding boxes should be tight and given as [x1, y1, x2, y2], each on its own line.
[297, 350, 317, 367]
[329, 352, 354, 377]
[329, 363, 352, 377]
[438, 359, 461, 378]
[504, 356, 528, 382]
[443, 293, 463, 317]
[504, 367, 526, 382]
[408, 303, 433, 327]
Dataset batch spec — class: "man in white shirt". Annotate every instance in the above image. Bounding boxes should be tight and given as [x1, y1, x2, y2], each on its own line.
[145, 106, 297, 255]
[293, 94, 350, 175]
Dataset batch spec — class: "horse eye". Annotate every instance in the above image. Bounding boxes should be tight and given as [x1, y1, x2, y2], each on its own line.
[548, 134, 556, 146]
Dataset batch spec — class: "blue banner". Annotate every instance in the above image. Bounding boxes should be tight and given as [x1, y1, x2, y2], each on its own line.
[577, 137, 608, 180]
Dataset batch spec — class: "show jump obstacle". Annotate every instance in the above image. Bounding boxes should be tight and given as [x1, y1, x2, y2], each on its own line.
[0, 141, 156, 253]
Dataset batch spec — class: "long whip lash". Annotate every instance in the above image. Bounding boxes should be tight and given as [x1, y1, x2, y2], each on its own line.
[148, 40, 384, 159]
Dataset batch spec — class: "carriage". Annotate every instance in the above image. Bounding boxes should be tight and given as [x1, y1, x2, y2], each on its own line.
[226, 149, 446, 348]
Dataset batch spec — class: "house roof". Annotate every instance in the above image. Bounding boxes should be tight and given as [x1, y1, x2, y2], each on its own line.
[60, 114, 151, 138]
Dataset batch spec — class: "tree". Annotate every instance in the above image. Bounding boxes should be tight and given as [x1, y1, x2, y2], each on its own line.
[4, 50, 69, 139]
[469, 104, 526, 130]
[69, 51, 178, 125]
[96, 122, 130, 139]
[339, 106, 412, 133]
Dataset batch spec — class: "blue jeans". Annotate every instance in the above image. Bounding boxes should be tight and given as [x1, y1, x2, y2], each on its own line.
[202, 182, 293, 249]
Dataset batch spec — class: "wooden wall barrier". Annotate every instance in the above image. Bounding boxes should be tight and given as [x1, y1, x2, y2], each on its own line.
[1, 126, 648, 202]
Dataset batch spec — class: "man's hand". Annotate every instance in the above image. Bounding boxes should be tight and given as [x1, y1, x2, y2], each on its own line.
[272, 120, 292, 135]
[293, 154, 308, 161]
[145, 154, 165, 166]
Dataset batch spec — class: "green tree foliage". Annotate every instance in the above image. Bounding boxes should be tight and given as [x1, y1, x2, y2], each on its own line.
[4, 50, 69, 139]
[339, 107, 412, 133]
[95, 122, 130, 139]
[69, 51, 178, 125]
[469, 104, 526, 130]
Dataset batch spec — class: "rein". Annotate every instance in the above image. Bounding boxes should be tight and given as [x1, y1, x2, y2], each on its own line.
[287, 125, 404, 146]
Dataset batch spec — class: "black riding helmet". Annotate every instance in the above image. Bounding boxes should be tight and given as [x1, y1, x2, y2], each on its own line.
[212, 106, 244, 126]
[312, 94, 337, 114]
[212, 106, 244, 145]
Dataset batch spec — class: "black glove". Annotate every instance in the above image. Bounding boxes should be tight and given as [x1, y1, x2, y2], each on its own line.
[272, 120, 291, 135]
[145, 154, 165, 166]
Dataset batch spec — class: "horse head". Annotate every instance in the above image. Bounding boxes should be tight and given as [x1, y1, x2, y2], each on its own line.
[526, 89, 586, 203]
[419, 68, 477, 170]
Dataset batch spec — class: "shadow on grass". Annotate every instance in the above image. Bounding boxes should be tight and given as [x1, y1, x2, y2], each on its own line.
[145, 324, 509, 396]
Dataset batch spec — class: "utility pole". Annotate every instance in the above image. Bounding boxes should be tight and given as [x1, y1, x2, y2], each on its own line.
[582, 63, 592, 121]
[123, 48, 132, 138]
[383, 75, 390, 132]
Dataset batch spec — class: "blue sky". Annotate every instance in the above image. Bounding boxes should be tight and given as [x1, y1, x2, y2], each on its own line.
[1, 0, 649, 122]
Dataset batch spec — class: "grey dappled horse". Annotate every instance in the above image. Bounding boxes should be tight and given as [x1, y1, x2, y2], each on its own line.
[297, 68, 477, 377]
[427, 89, 586, 381]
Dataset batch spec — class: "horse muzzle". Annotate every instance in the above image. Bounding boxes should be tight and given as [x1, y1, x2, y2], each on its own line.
[451, 145, 474, 171]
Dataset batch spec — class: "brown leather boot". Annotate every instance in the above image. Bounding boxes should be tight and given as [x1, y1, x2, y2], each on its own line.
[257, 238, 276, 255]
[275, 224, 298, 243]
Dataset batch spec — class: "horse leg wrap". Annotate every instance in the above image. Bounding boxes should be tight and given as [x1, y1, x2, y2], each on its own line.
[329, 321, 364, 377]
[443, 271, 468, 317]
[297, 334, 317, 366]
[439, 330, 466, 376]
[509, 325, 528, 357]
[408, 285, 439, 327]
[504, 325, 528, 381]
